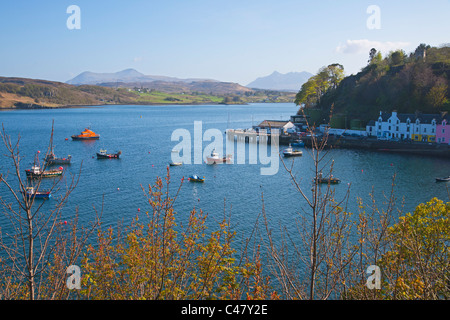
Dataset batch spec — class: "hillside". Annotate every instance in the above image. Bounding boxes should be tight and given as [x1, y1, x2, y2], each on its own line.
[0, 77, 140, 108]
[0, 76, 296, 109]
[100, 80, 253, 95]
[299, 44, 450, 125]
[247, 71, 313, 91]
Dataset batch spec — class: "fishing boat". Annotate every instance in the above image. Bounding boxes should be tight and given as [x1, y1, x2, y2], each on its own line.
[283, 144, 303, 157]
[71, 128, 100, 140]
[45, 150, 71, 165]
[25, 165, 63, 179]
[189, 175, 205, 183]
[96, 149, 121, 159]
[314, 172, 340, 184]
[206, 149, 232, 164]
[315, 177, 341, 184]
[169, 161, 183, 166]
[436, 176, 450, 182]
[21, 187, 51, 199]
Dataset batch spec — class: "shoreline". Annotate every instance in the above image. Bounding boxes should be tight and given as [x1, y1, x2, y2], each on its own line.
[0, 101, 281, 110]
[0, 100, 297, 111]
[303, 135, 450, 159]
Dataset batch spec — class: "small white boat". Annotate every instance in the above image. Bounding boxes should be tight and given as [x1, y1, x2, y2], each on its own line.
[283, 144, 303, 157]
[169, 149, 183, 166]
[206, 149, 232, 165]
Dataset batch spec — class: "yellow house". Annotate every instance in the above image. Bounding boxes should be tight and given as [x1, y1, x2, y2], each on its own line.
[412, 134, 435, 142]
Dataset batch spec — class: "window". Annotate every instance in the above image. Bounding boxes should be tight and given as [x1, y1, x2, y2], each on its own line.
[432, 128, 435, 133]
[396, 126, 399, 131]
[443, 138, 446, 142]
[378, 125, 381, 130]
[389, 126, 391, 130]
[407, 127, 410, 132]
[424, 128, 427, 133]
[389, 119, 391, 123]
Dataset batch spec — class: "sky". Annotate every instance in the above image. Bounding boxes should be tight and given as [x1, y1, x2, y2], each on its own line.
[0, 0, 449, 86]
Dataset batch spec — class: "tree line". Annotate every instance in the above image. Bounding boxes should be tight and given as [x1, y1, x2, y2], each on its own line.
[295, 44, 450, 126]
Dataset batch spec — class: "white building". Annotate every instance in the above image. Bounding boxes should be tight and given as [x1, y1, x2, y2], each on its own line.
[367, 111, 439, 142]
[253, 120, 295, 135]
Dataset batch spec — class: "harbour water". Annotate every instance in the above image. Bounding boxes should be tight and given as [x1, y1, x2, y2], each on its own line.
[1, 103, 450, 241]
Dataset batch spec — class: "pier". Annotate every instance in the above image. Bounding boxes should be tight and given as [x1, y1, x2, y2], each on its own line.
[226, 129, 295, 145]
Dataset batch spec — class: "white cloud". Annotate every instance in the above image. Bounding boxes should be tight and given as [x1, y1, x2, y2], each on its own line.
[336, 39, 411, 54]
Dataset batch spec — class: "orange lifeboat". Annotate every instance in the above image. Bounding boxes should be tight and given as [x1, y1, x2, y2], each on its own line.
[71, 128, 100, 140]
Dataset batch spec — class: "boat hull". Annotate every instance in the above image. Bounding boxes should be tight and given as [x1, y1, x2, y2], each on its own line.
[97, 153, 120, 159]
[315, 178, 341, 184]
[22, 191, 51, 199]
[71, 135, 100, 140]
[189, 175, 205, 182]
[283, 152, 302, 157]
[45, 155, 72, 165]
[206, 156, 232, 164]
[25, 169, 63, 179]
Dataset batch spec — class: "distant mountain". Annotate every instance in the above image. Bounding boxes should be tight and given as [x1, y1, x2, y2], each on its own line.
[247, 71, 313, 91]
[66, 68, 218, 85]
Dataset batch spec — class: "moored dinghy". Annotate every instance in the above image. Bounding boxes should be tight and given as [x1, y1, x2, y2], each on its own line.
[189, 175, 205, 182]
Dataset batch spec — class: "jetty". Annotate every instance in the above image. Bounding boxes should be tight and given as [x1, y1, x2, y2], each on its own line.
[226, 129, 296, 145]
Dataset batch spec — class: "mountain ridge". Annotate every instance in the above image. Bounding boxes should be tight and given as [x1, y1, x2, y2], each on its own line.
[66, 68, 219, 85]
[247, 71, 313, 91]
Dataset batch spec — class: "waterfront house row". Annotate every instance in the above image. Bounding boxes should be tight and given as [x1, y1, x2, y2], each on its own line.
[366, 111, 450, 144]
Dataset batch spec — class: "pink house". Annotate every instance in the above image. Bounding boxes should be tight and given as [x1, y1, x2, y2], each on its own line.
[436, 118, 450, 145]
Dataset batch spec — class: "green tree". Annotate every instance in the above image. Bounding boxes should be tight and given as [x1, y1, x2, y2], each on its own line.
[378, 198, 450, 299]
[426, 82, 448, 108]
[389, 50, 407, 66]
[295, 64, 345, 108]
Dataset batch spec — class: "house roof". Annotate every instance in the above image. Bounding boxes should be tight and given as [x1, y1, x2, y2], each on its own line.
[379, 111, 448, 124]
[256, 120, 292, 128]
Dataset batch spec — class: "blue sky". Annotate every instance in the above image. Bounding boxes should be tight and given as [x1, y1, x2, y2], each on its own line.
[1, 0, 449, 85]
